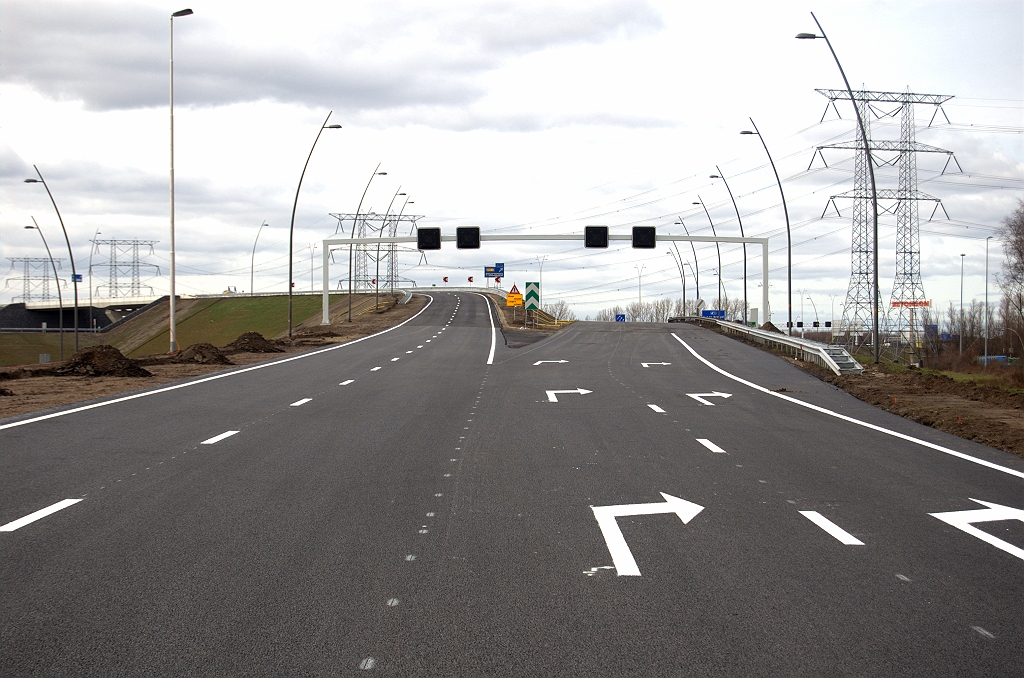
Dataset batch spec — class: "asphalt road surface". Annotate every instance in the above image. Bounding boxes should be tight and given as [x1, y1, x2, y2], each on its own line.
[2, 292, 1022, 676]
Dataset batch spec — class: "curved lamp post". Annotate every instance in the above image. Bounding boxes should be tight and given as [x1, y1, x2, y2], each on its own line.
[24, 166, 78, 351]
[985, 235, 992, 367]
[693, 196, 723, 311]
[634, 263, 645, 306]
[391, 196, 412, 295]
[169, 7, 193, 352]
[349, 165, 387, 322]
[673, 217, 700, 303]
[88, 228, 101, 331]
[798, 12, 880, 362]
[376, 188, 405, 309]
[289, 111, 342, 337]
[25, 219, 64, 360]
[741, 119, 791, 334]
[710, 167, 748, 324]
[251, 220, 267, 296]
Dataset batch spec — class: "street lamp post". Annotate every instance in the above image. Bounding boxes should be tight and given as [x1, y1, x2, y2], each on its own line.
[349, 166, 387, 322]
[169, 8, 193, 352]
[25, 219, 64, 360]
[250, 220, 266, 296]
[310, 243, 317, 292]
[24, 166, 78, 351]
[667, 250, 686, 313]
[674, 218, 700, 303]
[985, 236, 993, 367]
[797, 12, 881, 362]
[635, 263, 645, 307]
[710, 167, 748, 324]
[693, 196, 723, 311]
[740, 120, 792, 335]
[960, 253, 965, 356]
[808, 294, 819, 333]
[536, 255, 548, 307]
[391, 196, 412, 295]
[289, 112, 342, 337]
[376, 188, 405, 309]
[88, 229, 101, 331]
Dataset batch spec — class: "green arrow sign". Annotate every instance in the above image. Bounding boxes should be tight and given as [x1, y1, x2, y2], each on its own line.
[525, 282, 540, 310]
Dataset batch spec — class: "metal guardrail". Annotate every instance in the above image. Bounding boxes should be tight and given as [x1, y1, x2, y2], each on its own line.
[701, 319, 865, 375]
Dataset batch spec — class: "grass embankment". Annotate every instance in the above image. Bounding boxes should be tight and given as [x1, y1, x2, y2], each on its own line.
[0, 294, 348, 367]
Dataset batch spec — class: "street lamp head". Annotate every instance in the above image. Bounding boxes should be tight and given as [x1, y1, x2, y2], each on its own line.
[692, 201, 700, 205]
[24, 225, 36, 229]
[398, 192, 407, 196]
[24, 178, 40, 183]
[325, 124, 342, 129]
[377, 172, 387, 176]
[172, 8, 193, 17]
[795, 33, 819, 39]
[710, 174, 721, 179]
[739, 130, 756, 135]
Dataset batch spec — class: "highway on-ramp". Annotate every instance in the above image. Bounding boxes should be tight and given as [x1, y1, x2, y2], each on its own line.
[2, 292, 1022, 675]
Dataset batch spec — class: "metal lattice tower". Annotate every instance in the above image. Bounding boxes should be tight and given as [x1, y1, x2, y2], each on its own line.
[92, 239, 160, 298]
[329, 213, 423, 291]
[813, 89, 956, 354]
[6, 258, 64, 303]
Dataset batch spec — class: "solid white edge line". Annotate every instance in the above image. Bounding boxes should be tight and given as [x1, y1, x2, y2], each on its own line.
[671, 333, 1024, 480]
[648, 404, 666, 413]
[0, 498, 83, 532]
[200, 430, 240, 445]
[799, 510, 865, 545]
[696, 438, 727, 453]
[290, 398, 312, 407]
[0, 295, 436, 431]
[475, 293, 496, 365]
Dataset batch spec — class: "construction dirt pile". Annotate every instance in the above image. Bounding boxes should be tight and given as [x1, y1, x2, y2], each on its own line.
[56, 345, 152, 378]
[224, 331, 283, 353]
[174, 343, 233, 365]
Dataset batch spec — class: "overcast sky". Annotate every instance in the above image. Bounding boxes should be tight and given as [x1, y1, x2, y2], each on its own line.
[2, 0, 1021, 323]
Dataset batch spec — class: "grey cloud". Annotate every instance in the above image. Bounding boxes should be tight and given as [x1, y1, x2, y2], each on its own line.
[2, 1, 664, 127]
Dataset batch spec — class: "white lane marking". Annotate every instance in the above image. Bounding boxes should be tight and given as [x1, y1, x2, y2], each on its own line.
[340, 380, 355, 385]
[895, 574, 911, 582]
[799, 511, 865, 545]
[405, 554, 417, 561]
[641, 362, 671, 367]
[425, 340, 431, 342]
[417, 345, 423, 348]
[201, 430, 240, 445]
[0, 296, 436, 432]
[358, 657, 376, 670]
[290, 398, 312, 407]
[0, 498, 83, 532]
[473, 293, 497, 365]
[930, 499, 1024, 562]
[648, 404, 666, 413]
[591, 493, 704, 576]
[546, 388, 592, 402]
[406, 350, 413, 354]
[671, 333, 1024, 480]
[386, 598, 400, 607]
[687, 391, 732, 406]
[584, 566, 616, 576]
[972, 626, 995, 639]
[391, 357, 400, 362]
[371, 366, 382, 371]
[696, 438, 727, 454]
[534, 360, 568, 365]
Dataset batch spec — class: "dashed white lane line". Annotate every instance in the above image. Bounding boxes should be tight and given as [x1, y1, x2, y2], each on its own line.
[371, 366, 382, 371]
[417, 345, 423, 348]
[799, 511, 865, 545]
[696, 438, 727, 454]
[391, 357, 400, 362]
[201, 430, 240, 445]
[290, 398, 312, 407]
[359, 657, 376, 670]
[406, 350, 413, 354]
[340, 380, 355, 386]
[648, 404, 666, 413]
[0, 498, 83, 532]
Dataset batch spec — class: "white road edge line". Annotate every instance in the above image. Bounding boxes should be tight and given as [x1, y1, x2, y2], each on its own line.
[0, 498, 83, 532]
[648, 404, 666, 413]
[696, 438, 727, 453]
[201, 430, 240, 445]
[340, 380, 355, 385]
[671, 333, 1024, 480]
[799, 510, 865, 545]
[474, 293, 496, 365]
[290, 398, 312, 407]
[0, 295, 436, 431]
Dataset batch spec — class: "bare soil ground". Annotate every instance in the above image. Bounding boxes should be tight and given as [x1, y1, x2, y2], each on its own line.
[0, 295, 426, 420]
[715, 325, 1024, 458]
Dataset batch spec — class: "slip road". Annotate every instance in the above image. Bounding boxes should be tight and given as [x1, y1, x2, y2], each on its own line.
[1, 292, 1022, 675]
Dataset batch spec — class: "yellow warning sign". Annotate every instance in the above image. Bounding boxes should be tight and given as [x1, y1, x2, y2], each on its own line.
[506, 293, 523, 307]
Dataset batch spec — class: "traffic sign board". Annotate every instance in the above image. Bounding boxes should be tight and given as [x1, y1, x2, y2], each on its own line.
[485, 263, 505, 278]
[615, 314, 625, 322]
[525, 282, 540, 310]
[506, 293, 523, 307]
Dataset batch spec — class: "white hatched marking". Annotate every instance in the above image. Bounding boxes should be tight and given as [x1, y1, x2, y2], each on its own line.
[799, 511, 865, 545]
[696, 438, 727, 454]
[647, 404, 666, 413]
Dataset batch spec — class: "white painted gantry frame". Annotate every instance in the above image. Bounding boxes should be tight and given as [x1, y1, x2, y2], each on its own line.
[319, 233, 770, 325]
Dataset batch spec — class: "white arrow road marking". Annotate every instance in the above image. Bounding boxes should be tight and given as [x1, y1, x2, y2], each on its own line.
[546, 388, 592, 402]
[930, 499, 1024, 562]
[641, 362, 671, 368]
[534, 360, 569, 365]
[696, 438, 727, 454]
[0, 498, 83, 532]
[591, 493, 704, 576]
[799, 511, 865, 545]
[686, 391, 733, 406]
[648, 404, 666, 413]
[290, 398, 312, 407]
[201, 430, 240, 445]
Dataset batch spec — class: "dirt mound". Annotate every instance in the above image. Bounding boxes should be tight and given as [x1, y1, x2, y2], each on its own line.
[224, 331, 284, 353]
[175, 343, 233, 365]
[56, 345, 152, 378]
[759, 321, 784, 334]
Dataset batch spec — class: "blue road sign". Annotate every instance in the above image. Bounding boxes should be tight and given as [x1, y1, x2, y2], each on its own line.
[701, 310, 725, 319]
[484, 263, 505, 278]
[72, 274, 83, 283]
[615, 314, 626, 322]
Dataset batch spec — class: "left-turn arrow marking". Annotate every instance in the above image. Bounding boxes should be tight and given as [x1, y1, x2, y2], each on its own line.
[591, 493, 704, 576]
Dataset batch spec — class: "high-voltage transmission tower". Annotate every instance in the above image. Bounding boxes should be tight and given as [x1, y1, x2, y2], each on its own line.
[92, 239, 160, 298]
[811, 88, 958, 359]
[329, 212, 423, 291]
[6, 258, 64, 302]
